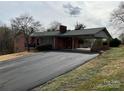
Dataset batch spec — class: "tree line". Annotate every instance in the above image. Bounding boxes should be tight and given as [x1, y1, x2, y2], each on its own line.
[0, 25, 14, 55]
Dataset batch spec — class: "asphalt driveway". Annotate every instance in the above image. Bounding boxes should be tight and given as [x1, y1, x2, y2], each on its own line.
[0, 51, 98, 91]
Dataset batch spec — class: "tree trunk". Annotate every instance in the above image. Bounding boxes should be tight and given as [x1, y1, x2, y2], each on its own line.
[26, 37, 30, 52]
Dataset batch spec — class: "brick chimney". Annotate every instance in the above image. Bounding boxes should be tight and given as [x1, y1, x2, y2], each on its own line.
[59, 25, 67, 33]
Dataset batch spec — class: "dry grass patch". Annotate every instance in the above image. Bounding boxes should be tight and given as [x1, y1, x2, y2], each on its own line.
[0, 51, 32, 62]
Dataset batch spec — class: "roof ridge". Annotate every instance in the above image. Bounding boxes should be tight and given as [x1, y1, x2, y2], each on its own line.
[81, 27, 105, 30]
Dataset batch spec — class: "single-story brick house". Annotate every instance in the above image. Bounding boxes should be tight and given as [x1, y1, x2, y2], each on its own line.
[29, 25, 112, 52]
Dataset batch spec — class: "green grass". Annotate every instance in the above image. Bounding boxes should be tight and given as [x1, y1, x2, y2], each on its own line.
[34, 46, 124, 91]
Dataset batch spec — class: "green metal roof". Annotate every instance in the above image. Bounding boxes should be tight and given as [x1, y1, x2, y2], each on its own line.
[31, 27, 112, 38]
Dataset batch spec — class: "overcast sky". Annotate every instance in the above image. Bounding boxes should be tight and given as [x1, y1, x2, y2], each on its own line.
[0, 1, 121, 37]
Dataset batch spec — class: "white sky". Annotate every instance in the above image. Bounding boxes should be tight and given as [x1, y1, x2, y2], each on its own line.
[0, 1, 121, 37]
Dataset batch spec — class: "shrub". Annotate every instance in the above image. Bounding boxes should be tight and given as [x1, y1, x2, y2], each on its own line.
[103, 41, 108, 45]
[109, 38, 121, 47]
[36, 44, 52, 51]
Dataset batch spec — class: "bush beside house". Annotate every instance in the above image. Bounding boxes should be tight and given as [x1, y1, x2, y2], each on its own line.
[36, 44, 52, 51]
[109, 38, 121, 47]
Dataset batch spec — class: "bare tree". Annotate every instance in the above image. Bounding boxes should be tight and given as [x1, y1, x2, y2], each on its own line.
[11, 14, 42, 51]
[110, 2, 124, 43]
[111, 2, 124, 30]
[119, 33, 124, 44]
[47, 21, 61, 32]
[75, 22, 86, 30]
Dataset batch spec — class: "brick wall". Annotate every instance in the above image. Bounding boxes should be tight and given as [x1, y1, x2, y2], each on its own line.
[74, 38, 79, 48]
[53, 37, 65, 49]
[14, 32, 26, 52]
[53, 37, 79, 49]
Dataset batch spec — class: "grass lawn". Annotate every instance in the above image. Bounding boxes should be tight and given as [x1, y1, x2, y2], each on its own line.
[0, 51, 31, 62]
[34, 46, 124, 91]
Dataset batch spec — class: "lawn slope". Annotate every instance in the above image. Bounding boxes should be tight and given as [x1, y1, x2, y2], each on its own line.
[35, 47, 124, 91]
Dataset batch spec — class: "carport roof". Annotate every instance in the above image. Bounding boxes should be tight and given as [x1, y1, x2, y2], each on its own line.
[31, 27, 112, 38]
